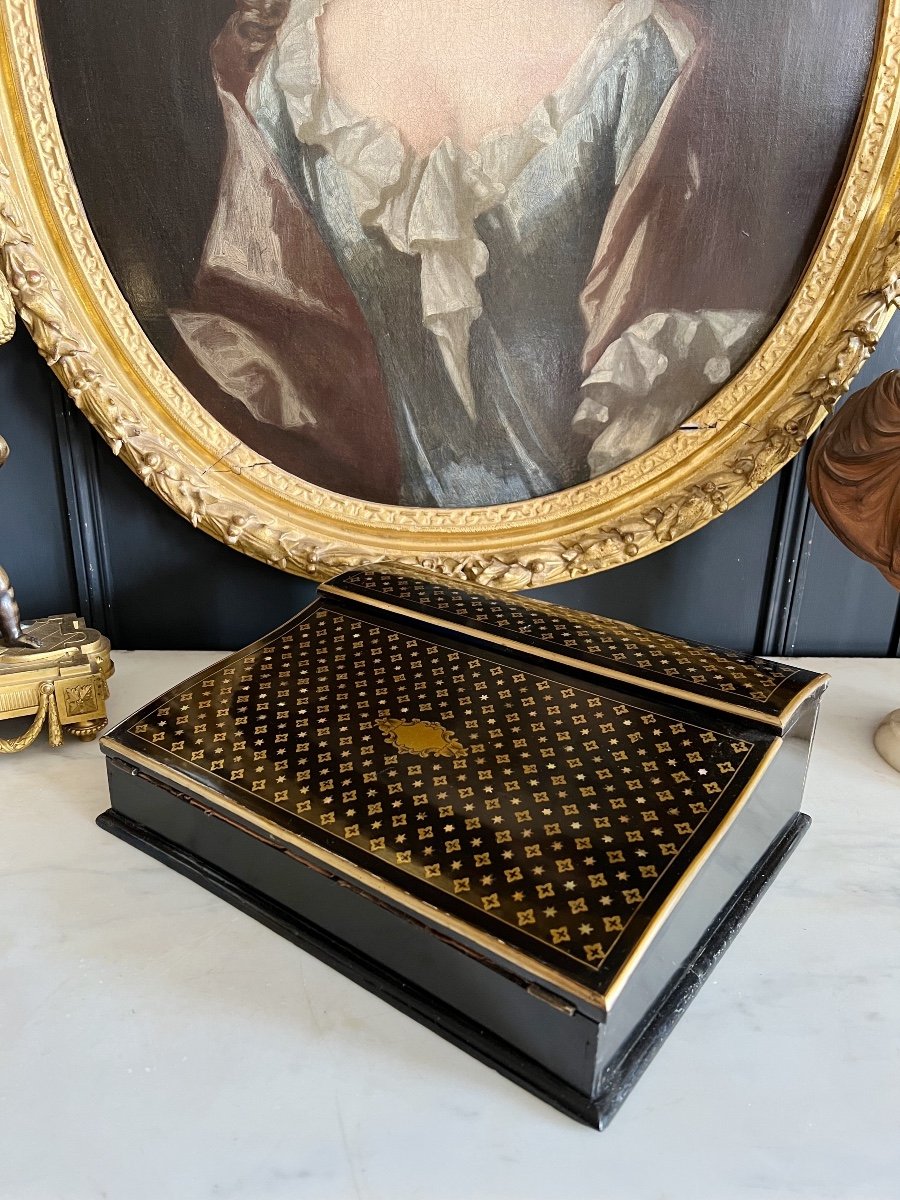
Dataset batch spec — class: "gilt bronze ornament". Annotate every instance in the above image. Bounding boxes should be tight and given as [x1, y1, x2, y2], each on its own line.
[0, 432, 113, 753]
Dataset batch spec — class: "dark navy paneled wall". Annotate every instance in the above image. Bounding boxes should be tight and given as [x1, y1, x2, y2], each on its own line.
[1, 322, 898, 654]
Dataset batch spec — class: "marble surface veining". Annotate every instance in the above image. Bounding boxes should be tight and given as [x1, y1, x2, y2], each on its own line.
[1, 653, 898, 1200]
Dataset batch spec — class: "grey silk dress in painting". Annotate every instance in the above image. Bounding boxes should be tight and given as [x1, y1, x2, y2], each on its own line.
[174, 0, 763, 507]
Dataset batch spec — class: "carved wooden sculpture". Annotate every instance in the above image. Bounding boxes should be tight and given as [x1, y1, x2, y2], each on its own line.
[807, 371, 900, 770]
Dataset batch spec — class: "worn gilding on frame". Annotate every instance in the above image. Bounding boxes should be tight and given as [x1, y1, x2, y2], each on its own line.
[1, 0, 900, 587]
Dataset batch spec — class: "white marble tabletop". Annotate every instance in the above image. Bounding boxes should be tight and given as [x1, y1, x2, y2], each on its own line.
[1, 652, 898, 1200]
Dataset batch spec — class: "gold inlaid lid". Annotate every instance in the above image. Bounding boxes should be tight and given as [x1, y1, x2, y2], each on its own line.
[323, 566, 827, 730]
[102, 576, 821, 1014]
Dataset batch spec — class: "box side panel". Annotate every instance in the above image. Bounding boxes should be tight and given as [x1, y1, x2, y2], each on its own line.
[587, 811, 809, 1127]
[598, 707, 817, 1085]
[105, 758, 599, 1098]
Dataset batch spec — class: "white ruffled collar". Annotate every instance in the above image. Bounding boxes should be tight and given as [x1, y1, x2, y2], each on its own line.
[251, 0, 691, 417]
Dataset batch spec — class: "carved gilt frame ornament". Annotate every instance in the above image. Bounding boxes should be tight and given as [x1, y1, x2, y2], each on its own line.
[1, 0, 900, 589]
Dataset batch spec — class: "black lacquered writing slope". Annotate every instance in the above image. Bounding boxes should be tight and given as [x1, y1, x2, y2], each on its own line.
[99, 566, 828, 1128]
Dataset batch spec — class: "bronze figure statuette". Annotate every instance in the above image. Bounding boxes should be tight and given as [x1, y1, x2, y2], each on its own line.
[0, 432, 114, 753]
[807, 370, 900, 772]
[0, 561, 22, 646]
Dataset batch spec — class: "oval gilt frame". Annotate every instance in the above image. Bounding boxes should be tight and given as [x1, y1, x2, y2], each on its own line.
[1, 0, 900, 590]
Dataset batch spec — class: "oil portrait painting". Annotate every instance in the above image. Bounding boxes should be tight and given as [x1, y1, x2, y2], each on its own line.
[38, 0, 879, 508]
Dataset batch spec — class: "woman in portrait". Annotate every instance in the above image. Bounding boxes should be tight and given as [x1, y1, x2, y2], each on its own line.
[170, 0, 834, 507]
